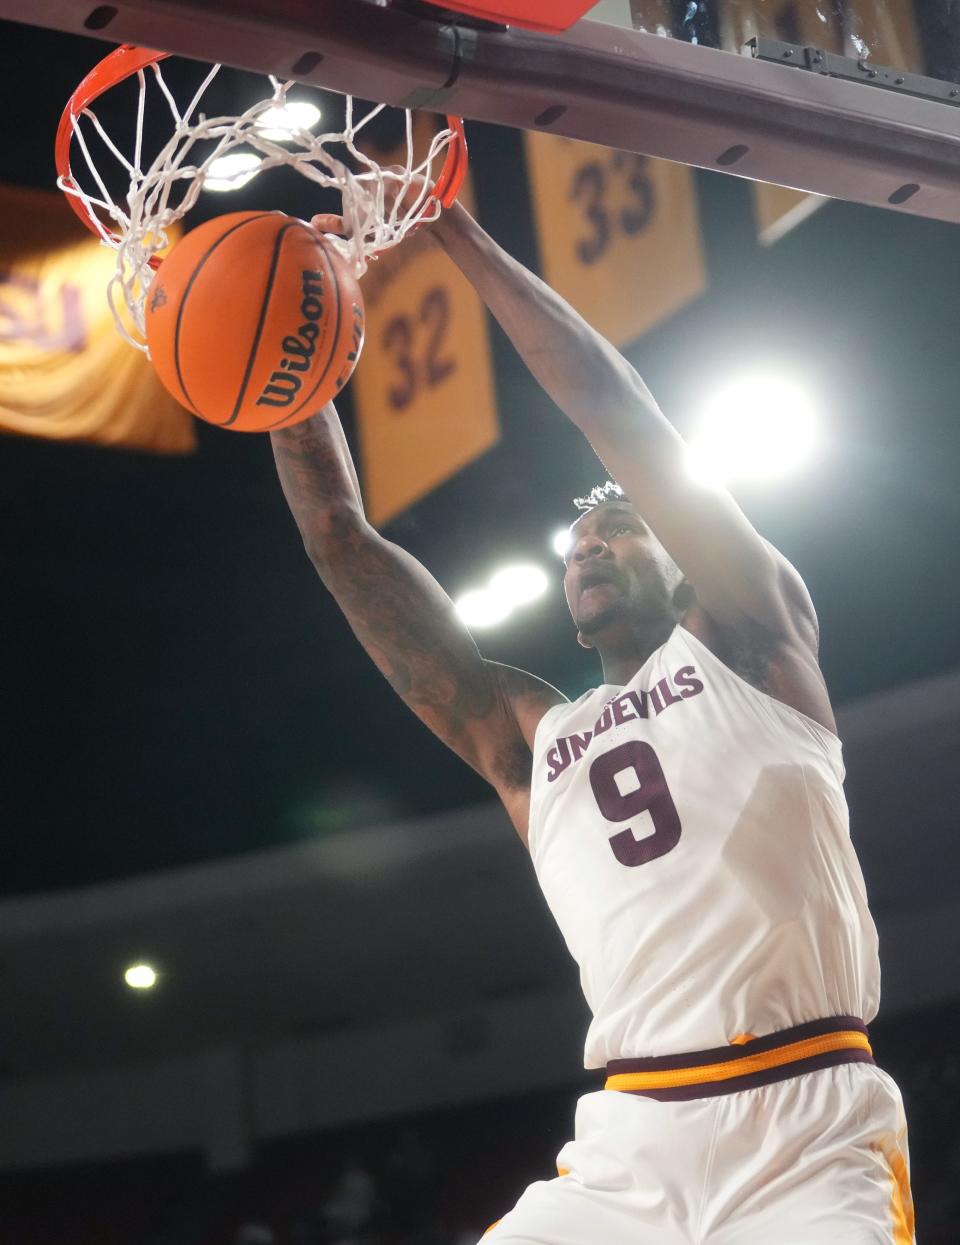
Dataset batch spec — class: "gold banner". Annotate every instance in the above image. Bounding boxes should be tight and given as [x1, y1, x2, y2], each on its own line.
[718, 0, 844, 55]
[0, 184, 195, 453]
[849, 0, 924, 72]
[524, 132, 707, 349]
[726, 0, 923, 246]
[718, 0, 921, 75]
[351, 127, 499, 528]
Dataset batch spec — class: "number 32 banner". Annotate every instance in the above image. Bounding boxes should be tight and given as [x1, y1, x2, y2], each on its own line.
[351, 153, 499, 528]
[524, 132, 706, 350]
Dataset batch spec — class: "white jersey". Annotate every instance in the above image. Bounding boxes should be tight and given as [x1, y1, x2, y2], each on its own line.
[528, 624, 880, 1068]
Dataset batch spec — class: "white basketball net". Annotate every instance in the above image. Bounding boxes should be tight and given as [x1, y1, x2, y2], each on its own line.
[58, 61, 458, 353]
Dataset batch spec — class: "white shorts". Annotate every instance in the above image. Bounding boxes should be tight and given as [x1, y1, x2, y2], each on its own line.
[481, 1063, 914, 1245]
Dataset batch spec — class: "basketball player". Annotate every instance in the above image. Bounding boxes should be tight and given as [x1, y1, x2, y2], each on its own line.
[270, 198, 915, 1244]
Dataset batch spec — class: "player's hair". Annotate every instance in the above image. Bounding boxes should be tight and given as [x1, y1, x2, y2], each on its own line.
[572, 480, 629, 513]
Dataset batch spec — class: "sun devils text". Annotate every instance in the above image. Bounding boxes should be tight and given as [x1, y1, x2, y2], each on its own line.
[546, 665, 704, 782]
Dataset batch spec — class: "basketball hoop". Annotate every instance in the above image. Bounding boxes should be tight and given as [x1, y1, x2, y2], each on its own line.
[55, 44, 467, 353]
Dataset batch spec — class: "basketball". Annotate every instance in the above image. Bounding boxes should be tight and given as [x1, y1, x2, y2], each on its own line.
[144, 211, 365, 432]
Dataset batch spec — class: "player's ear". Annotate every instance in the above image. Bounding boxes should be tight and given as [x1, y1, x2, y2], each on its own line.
[672, 578, 696, 616]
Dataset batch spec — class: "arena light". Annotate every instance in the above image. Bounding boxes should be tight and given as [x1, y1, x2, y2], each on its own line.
[552, 528, 572, 558]
[455, 561, 551, 630]
[203, 152, 262, 191]
[255, 100, 322, 140]
[489, 564, 549, 608]
[686, 374, 819, 485]
[124, 963, 158, 990]
[454, 589, 513, 629]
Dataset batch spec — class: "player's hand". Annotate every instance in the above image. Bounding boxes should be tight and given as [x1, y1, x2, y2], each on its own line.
[309, 212, 346, 236]
[311, 170, 441, 250]
[381, 167, 436, 219]
[309, 206, 438, 244]
[309, 172, 434, 234]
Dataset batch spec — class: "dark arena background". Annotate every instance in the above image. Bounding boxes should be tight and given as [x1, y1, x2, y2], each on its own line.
[1, 2, 959, 1242]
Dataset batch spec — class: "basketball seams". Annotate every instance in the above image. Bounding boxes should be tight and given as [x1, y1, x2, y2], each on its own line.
[261, 230, 346, 430]
[151, 211, 363, 431]
[223, 220, 307, 428]
[171, 212, 274, 416]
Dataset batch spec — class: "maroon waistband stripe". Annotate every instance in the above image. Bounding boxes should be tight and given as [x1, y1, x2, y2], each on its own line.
[626, 1047, 876, 1101]
[605, 1015, 870, 1076]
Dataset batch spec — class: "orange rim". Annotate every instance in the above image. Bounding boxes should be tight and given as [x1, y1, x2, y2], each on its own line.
[56, 45, 171, 262]
[436, 115, 468, 207]
[57, 45, 468, 268]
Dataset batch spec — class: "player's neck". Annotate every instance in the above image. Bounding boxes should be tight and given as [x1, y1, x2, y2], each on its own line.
[595, 617, 677, 686]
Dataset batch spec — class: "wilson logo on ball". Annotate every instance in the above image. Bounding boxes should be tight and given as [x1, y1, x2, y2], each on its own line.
[257, 269, 328, 409]
[145, 212, 366, 432]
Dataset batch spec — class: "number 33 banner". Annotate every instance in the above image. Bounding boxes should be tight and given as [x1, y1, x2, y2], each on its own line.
[351, 128, 499, 528]
[524, 132, 706, 350]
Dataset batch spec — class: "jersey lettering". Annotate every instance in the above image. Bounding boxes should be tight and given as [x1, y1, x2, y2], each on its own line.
[546, 664, 704, 782]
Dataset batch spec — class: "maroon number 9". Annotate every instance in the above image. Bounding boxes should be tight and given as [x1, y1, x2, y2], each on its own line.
[588, 741, 681, 867]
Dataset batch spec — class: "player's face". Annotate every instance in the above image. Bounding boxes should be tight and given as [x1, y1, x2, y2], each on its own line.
[562, 502, 680, 641]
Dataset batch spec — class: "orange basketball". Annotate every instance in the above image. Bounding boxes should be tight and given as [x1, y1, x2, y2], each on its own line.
[144, 211, 365, 432]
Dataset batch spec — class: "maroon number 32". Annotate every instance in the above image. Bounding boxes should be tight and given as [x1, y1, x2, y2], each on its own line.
[589, 741, 681, 867]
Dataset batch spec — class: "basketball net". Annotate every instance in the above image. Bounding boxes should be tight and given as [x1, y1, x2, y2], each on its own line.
[56, 47, 466, 354]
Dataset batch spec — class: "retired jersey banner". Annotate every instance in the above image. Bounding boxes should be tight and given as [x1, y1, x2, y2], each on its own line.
[723, 0, 922, 247]
[0, 184, 195, 453]
[524, 132, 707, 350]
[717, 0, 844, 57]
[718, 0, 922, 73]
[351, 122, 499, 528]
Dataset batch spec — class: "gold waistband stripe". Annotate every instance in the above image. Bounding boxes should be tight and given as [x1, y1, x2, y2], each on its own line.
[605, 1030, 872, 1092]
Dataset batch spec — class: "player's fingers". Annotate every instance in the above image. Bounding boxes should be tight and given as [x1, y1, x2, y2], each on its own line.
[382, 167, 434, 203]
[310, 213, 346, 235]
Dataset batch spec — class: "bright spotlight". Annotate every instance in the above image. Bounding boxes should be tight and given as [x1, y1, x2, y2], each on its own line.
[454, 589, 513, 629]
[124, 963, 157, 990]
[686, 374, 819, 485]
[489, 564, 549, 608]
[255, 100, 322, 140]
[552, 528, 572, 558]
[204, 152, 263, 192]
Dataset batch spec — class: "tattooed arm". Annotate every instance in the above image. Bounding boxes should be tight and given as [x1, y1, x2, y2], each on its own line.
[426, 203, 833, 730]
[429, 206, 821, 645]
[270, 405, 566, 839]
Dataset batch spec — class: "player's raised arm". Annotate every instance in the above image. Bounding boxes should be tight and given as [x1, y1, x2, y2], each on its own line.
[270, 405, 566, 836]
[430, 204, 814, 651]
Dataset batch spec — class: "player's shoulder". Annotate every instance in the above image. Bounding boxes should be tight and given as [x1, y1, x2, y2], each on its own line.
[696, 537, 821, 657]
[761, 539, 820, 653]
[681, 541, 836, 735]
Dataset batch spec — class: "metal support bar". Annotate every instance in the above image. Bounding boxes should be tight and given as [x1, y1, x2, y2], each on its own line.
[749, 36, 960, 109]
[6, 0, 960, 223]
